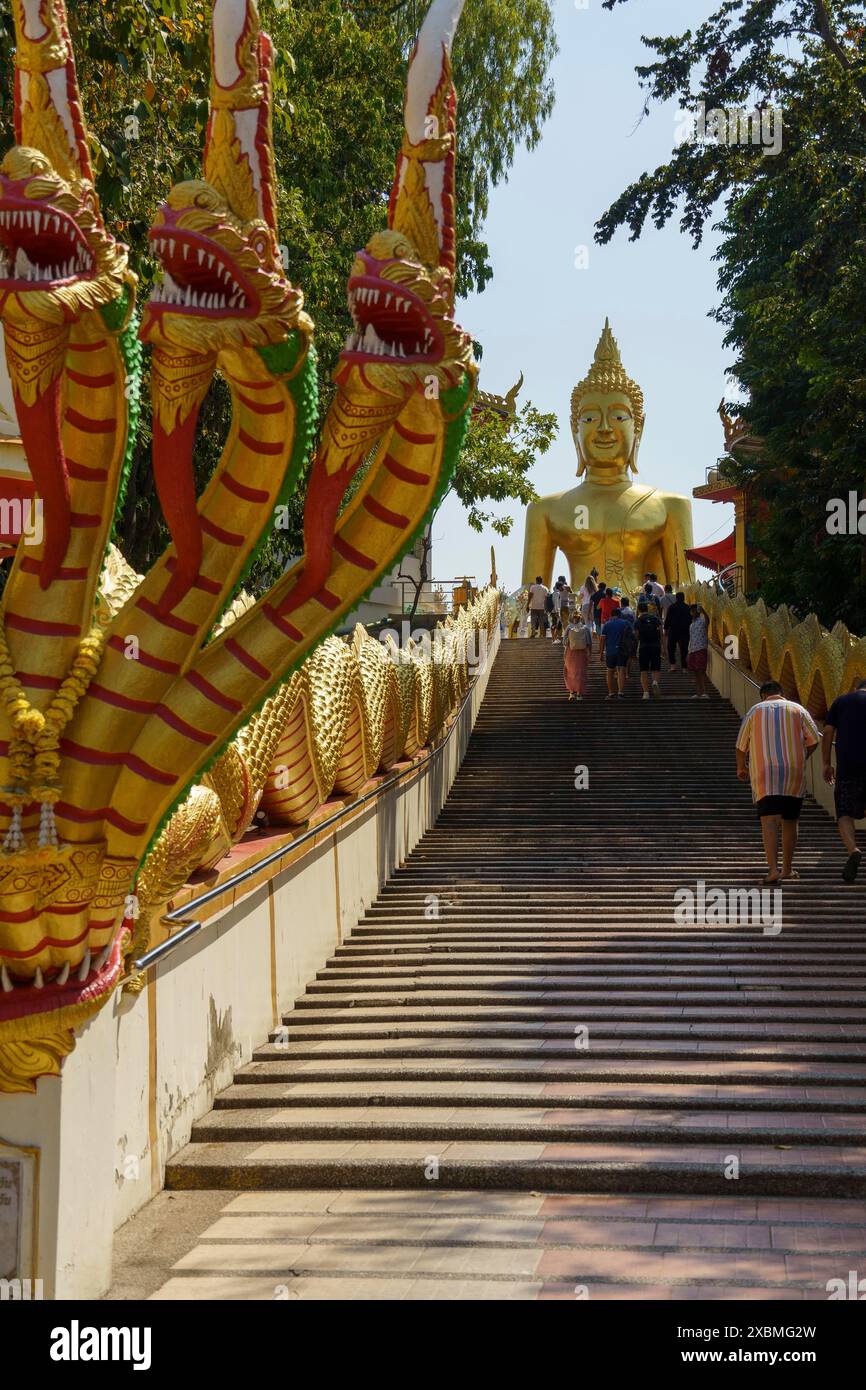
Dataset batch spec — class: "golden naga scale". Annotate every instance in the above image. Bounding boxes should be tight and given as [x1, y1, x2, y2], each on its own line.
[522, 319, 695, 593]
[0, 0, 479, 1090]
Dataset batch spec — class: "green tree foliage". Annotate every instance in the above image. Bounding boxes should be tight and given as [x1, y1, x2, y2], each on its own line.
[0, 0, 556, 585]
[596, 2, 866, 628]
[451, 400, 556, 536]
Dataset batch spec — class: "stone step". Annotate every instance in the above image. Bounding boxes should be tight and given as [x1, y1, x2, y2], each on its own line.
[236, 1058, 866, 1086]
[214, 1081, 866, 1111]
[268, 1020, 866, 1043]
[250, 1037, 866, 1063]
[294, 989, 866, 1008]
[190, 1105, 864, 1146]
[165, 1139, 866, 1197]
[306, 974, 866, 991]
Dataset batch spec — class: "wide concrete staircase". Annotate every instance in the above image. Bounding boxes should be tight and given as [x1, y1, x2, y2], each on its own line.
[146, 639, 866, 1298]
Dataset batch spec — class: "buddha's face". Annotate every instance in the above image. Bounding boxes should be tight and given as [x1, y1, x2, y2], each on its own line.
[575, 391, 637, 477]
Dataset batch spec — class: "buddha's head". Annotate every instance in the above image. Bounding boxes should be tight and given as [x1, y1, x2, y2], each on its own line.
[570, 319, 645, 482]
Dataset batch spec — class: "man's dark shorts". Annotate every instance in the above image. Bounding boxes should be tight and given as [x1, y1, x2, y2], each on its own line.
[638, 645, 661, 672]
[835, 773, 866, 822]
[605, 652, 628, 670]
[755, 795, 803, 821]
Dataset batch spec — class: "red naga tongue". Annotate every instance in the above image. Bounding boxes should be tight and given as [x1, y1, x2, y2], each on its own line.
[13, 379, 70, 588]
[152, 404, 205, 614]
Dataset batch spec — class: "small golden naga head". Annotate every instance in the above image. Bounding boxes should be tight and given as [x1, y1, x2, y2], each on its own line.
[335, 0, 475, 408]
[570, 319, 646, 480]
[0, 1, 127, 331]
[141, 0, 308, 358]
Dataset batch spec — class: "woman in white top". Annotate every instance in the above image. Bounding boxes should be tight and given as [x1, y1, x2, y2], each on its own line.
[563, 614, 593, 700]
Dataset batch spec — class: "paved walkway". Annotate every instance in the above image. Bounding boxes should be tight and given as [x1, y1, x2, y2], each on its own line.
[109, 639, 866, 1300]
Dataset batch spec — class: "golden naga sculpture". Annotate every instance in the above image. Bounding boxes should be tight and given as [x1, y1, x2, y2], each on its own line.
[689, 582, 866, 720]
[0, 0, 477, 1091]
[522, 319, 695, 594]
[133, 588, 498, 953]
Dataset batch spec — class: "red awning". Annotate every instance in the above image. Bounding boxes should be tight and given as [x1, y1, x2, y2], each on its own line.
[686, 531, 736, 572]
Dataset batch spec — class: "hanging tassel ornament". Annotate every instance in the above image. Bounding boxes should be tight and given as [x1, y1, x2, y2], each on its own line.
[0, 623, 106, 854]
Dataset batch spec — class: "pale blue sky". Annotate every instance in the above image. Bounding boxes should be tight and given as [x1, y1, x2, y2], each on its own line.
[436, 0, 736, 589]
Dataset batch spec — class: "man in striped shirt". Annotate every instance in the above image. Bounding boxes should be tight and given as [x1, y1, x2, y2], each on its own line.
[736, 680, 820, 883]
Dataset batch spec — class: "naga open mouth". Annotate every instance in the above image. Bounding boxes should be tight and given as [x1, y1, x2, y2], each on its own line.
[0, 199, 94, 286]
[342, 273, 442, 364]
[0, 931, 124, 1024]
[149, 227, 256, 316]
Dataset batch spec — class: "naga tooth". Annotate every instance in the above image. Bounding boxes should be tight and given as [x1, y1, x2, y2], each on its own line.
[77, 950, 92, 983]
[386, 293, 393, 307]
[95, 942, 112, 971]
[56, 962, 70, 986]
[198, 248, 205, 265]
[1, 965, 12, 993]
[207, 254, 215, 269]
[185, 284, 192, 305]
[34, 966, 44, 989]
[183, 242, 190, 258]
[33, 210, 42, 231]
[52, 215, 60, 232]
[14, 248, 29, 277]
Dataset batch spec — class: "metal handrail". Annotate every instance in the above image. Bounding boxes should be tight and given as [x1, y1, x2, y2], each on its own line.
[131, 642, 494, 973]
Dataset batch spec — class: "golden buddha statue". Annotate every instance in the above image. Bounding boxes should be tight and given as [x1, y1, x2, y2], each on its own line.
[522, 320, 694, 595]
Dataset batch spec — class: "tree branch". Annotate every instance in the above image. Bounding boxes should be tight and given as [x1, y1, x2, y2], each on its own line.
[813, 0, 851, 68]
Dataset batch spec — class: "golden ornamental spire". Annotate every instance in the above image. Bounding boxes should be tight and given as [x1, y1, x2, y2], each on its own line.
[389, 0, 466, 295]
[571, 317, 645, 441]
[11, 0, 92, 184]
[204, 0, 274, 228]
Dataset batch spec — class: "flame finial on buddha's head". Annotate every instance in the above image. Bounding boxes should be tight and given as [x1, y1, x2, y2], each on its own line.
[570, 318, 645, 477]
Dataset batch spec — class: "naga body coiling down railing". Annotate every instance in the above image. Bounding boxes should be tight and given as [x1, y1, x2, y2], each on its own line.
[0, 0, 477, 1092]
[132, 586, 499, 967]
[689, 582, 866, 718]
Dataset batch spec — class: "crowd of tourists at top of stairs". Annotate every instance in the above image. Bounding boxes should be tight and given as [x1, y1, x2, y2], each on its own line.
[525, 571, 709, 702]
[522, 573, 866, 891]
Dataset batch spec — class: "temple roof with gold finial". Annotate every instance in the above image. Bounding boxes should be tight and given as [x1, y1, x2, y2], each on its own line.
[718, 398, 763, 457]
[473, 371, 523, 418]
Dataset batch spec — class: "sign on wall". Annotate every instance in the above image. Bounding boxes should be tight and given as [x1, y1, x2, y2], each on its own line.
[0, 1140, 39, 1288]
